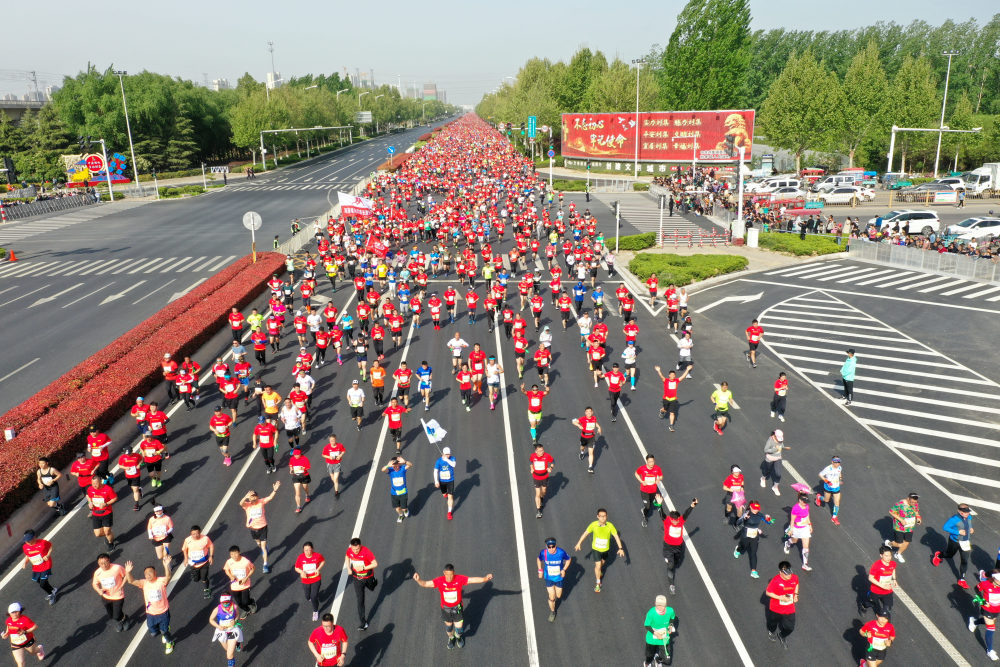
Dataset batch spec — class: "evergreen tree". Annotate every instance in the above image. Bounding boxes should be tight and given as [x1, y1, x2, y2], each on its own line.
[839, 40, 890, 167]
[164, 106, 199, 170]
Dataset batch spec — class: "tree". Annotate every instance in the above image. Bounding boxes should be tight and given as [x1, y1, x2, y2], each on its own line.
[839, 40, 890, 167]
[163, 105, 199, 170]
[886, 55, 939, 172]
[658, 0, 752, 110]
[583, 59, 658, 113]
[758, 51, 848, 171]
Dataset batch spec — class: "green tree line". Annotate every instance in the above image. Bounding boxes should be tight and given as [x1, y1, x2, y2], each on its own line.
[0, 67, 454, 185]
[477, 0, 1000, 172]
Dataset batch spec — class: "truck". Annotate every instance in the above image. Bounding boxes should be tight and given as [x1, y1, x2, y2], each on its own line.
[961, 163, 999, 196]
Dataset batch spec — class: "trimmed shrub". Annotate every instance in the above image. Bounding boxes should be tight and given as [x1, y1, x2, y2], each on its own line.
[628, 253, 749, 285]
[0, 253, 286, 520]
[551, 179, 588, 192]
[159, 185, 206, 198]
[418, 133, 432, 141]
[757, 231, 846, 256]
[633, 182, 650, 191]
[609, 233, 657, 251]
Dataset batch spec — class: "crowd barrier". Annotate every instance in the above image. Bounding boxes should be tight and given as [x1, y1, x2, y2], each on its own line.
[0, 194, 100, 221]
[659, 229, 732, 248]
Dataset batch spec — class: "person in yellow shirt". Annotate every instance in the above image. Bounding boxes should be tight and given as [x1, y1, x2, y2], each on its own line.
[710, 381, 734, 435]
[260, 387, 282, 417]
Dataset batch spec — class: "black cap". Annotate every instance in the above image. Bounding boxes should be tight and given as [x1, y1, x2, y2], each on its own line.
[846, 348, 856, 355]
[907, 492, 919, 500]
[545, 538, 557, 547]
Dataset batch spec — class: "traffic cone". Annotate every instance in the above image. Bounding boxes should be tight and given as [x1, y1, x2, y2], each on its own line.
[6, 249, 16, 262]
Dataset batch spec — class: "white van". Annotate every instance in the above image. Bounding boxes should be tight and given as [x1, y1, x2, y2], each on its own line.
[813, 174, 861, 193]
[745, 177, 802, 194]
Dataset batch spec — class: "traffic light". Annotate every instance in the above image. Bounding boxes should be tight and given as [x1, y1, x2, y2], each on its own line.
[520, 122, 525, 136]
[586, 160, 592, 171]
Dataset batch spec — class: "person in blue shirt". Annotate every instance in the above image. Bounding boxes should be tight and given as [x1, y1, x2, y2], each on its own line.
[573, 281, 586, 311]
[433, 447, 456, 520]
[417, 361, 434, 411]
[398, 284, 411, 315]
[381, 456, 412, 524]
[537, 537, 572, 622]
[933, 503, 974, 588]
[591, 285, 605, 321]
[840, 349, 857, 406]
[340, 313, 355, 345]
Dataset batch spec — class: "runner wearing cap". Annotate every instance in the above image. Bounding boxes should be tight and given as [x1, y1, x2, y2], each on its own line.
[434, 447, 457, 520]
[816, 457, 844, 526]
[642, 594, 676, 667]
[279, 399, 304, 448]
[765, 561, 799, 649]
[209, 593, 243, 666]
[382, 398, 409, 453]
[85, 424, 113, 483]
[760, 430, 787, 496]
[968, 569, 1000, 661]
[734, 501, 772, 579]
[124, 560, 174, 654]
[412, 564, 494, 649]
[161, 353, 179, 404]
[146, 506, 174, 577]
[239, 482, 279, 573]
[382, 456, 412, 523]
[722, 465, 746, 526]
[572, 407, 602, 474]
[933, 503, 975, 588]
[3, 602, 43, 663]
[182, 525, 215, 599]
[622, 340, 638, 390]
[859, 613, 895, 666]
[345, 538, 378, 631]
[657, 497, 698, 594]
[20, 531, 57, 605]
[91, 553, 127, 631]
[784, 494, 813, 571]
[841, 349, 857, 405]
[537, 538, 571, 622]
[289, 448, 312, 513]
[884, 493, 921, 563]
[307, 613, 348, 666]
[86, 476, 118, 550]
[294, 542, 326, 621]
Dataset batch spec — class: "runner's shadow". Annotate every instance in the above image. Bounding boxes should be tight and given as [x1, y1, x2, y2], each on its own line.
[367, 559, 413, 621]
[240, 601, 297, 662]
[270, 513, 340, 565]
[871, 516, 894, 542]
[451, 473, 480, 513]
[851, 565, 869, 605]
[339, 464, 370, 494]
[352, 622, 394, 665]
[43, 618, 105, 664]
[460, 582, 519, 638]
[407, 484, 436, 517]
[559, 560, 586, 604]
[841, 618, 868, 663]
[545, 472, 570, 504]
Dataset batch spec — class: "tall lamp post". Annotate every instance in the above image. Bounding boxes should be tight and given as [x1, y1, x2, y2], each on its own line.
[113, 70, 141, 193]
[359, 91, 371, 138]
[933, 50, 960, 178]
[631, 58, 645, 178]
[374, 94, 384, 134]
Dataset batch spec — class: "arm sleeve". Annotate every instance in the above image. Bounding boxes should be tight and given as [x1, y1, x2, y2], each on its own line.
[682, 506, 694, 522]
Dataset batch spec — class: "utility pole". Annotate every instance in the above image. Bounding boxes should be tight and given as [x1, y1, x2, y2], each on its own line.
[113, 70, 141, 194]
[933, 50, 959, 178]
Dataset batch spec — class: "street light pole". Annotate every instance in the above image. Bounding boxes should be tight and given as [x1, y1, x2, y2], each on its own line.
[736, 145, 746, 230]
[113, 70, 141, 194]
[933, 50, 960, 178]
[98, 139, 114, 199]
[374, 94, 384, 134]
[631, 58, 644, 178]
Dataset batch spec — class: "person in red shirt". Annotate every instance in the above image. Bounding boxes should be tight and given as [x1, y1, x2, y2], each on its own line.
[161, 353, 179, 403]
[118, 445, 144, 511]
[572, 407, 602, 473]
[771, 372, 788, 422]
[20, 530, 58, 604]
[666, 287, 681, 332]
[529, 293, 544, 331]
[468, 344, 486, 395]
[970, 569, 1000, 660]
[145, 402, 169, 443]
[859, 546, 897, 619]
[138, 433, 168, 490]
[208, 407, 235, 466]
[252, 416, 278, 474]
[86, 424, 113, 483]
[765, 561, 799, 648]
[605, 362, 627, 422]
[322, 435, 346, 498]
[294, 542, 326, 621]
[3, 602, 44, 662]
[345, 538, 378, 630]
[288, 448, 312, 513]
[228, 307, 244, 342]
[131, 396, 151, 435]
[413, 564, 494, 649]
[654, 365, 691, 432]
[219, 375, 241, 421]
[533, 346, 552, 388]
[464, 289, 478, 325]
[634, 455, 662, 528]
[393, 361, 413, 408]
[529, 442, 554, 518]
[443, 286, 458, 323]
[656, 496, 697, 593]
[382, 397, 409, 453]
[645, 274, 658, 304]
[234, 357, 253, 404]
[501, 307, 514, 339]
[307, 614, 348, 667]
[745, 318, 764, 368]
[455, 362, 474, 411]
[86, 476, 118, 549]
[587, 343, 605, 388]
[860, 614, 895, 666]
[250, 327, 268, 365]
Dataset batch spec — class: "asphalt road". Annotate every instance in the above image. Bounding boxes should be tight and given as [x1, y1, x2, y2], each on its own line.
[0, 123, 436, 415]
[0, 185, 996, 667]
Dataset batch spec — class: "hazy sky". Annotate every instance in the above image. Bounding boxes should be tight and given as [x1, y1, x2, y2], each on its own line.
[0, 1, 991, 105]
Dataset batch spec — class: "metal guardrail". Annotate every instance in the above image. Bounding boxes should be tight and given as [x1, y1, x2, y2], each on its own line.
[588, 178, 632, 193]
[659, 230, 732, 248]
[847, 239, 1000, 283]
[0, 194, 100, 221]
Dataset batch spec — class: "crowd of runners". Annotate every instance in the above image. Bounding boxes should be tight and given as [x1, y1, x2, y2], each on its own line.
[5, 115, 999, 667]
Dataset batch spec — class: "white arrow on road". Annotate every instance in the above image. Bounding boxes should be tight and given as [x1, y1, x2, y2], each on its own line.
[62, 282, 115, 308]
[28, 283, 85, 308]
[100, 280, 148, 305]
[694, 291, 764, 314]
[168, 277, 207, 303]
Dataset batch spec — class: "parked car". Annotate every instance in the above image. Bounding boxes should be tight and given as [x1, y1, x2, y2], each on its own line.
[933, 177, 966, 191]
[745, 178, 803, 194]
[896, 183, 949, 202]
[870, 209, 941, 236]
[944, 217, 1000, 240]
[769, 186, 809, 200]
[812, 174, 862, 193]
[817, 186, 875, 205]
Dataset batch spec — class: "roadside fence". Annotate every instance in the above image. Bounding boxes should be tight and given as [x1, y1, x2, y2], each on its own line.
[0, 194, 100, 221]
[659, 229, 732, 248]
[848, 238, 1000, 282]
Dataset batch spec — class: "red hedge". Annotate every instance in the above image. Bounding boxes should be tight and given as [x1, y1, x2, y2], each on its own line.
[0, 252, 287, 521]
[418, 133, 432, 142]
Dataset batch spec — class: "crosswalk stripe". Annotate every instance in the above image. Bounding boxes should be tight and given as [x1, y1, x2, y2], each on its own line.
[965, 285, 1000, 299]
[39, 260, 90, 276]
[209, 255, 238, 272]
[191, 256, 222, 272]
[987, 293, 1000, 302]
[0, 262, 27, 278]
[917, 278, 968, 294]
[127, 258, 164, 274]
[802, 368, 998, 399]
[142, 258, 178, 274]
[894, 275, 952, 290]
[766, 263, 841, 277]
[939, 282, 988, 297]
[4, 261, 57, 278]
[767, 331, 941, 355]
[861, 420, 1000, 448]
[831, 268, 889, 283]
[170, 257, 204, 272]
[157, 257, 191, 273]
[768, 342, 961, 369]
[782, 265, 847, 280]
[813, 382, 993, 413]
[111, 258, 147, 275]
[764, 322, 897, 340]
[878, 273, 927, 288]
[815, 267, 884, 282]
[77, 259, 120, 276]
[768, 307, 876, 322]
[853, 269, 907, 285]
[889, 442, 1000, 468]
[761, 315, 891, 332]
[917, 467, 1000, 489]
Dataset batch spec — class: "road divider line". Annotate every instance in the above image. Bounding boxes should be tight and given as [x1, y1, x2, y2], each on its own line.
[0, 358, 40, 384]
[131, 279, 177, 305]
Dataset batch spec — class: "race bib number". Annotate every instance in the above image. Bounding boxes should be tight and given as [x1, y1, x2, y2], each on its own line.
[92, 497, 106, 508]
[232, 569, 246, 581]
[643, 476, 656, 486]
[215, 425, 227, 435]
[10, 633, 26, 644]
[988, 592, 1000, 607]
[28, 555, 44, 566]
[91, 447, 103, 457]
[745, 527, 759, 539]
[902, 517, 916, 528]
[779, 595, 793, 607]
[878, 575, 893, 589]
[533, 460, 546, 471]
[546, 564, 561, 577]
[100, 576, 118, 591]
[668, 525, 683, 539]
[152, 526, 167, 538]
[293, 466, 305, 475]
[392, 477, 405, 487]
[594, 537, 609, 551]
[443, 590, 458, 604]
[350, 559, 365, 573]
[150, 421, 163, 431]
[147, 588, 163, 602]
[871, 636, 887, 650]
[321, 644, 337, 659]
[259, 434, 270, 444]
[439, 469, 452, 481]
[959, 539, 971, 552]
[189, 549, 205, 562]
[125, 466, 138, 476]
[248, 507, 263, 520]
[303, 563, 317, 574]
[777, 389, 786, 396]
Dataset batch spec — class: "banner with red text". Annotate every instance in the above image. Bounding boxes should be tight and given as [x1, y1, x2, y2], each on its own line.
[560, 110, 754, 163]
[338, 192, 375, 217]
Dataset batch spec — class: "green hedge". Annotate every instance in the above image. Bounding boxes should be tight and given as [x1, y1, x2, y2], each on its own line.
[609, 232, 657, 251]
[99, 192, 126, 201]
[159, 184, 205, 198]
[633, 182, 650, 191]
[757, 231, 846, 256]
[628, 253, 749, 285]
[551, 179, 588, 192]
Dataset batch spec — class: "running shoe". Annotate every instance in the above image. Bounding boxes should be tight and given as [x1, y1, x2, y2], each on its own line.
[831, 516, 840, 526]
[733, 548, 741, 559]
[594, 583, 601, 593]
[750, 570, 759, 579]
[958, 579, 970, 589]
[969, 616, 978, 632]
[932, 551, 942, 567]
[456, 635, 465, 648]
[548, 611, 556, 623]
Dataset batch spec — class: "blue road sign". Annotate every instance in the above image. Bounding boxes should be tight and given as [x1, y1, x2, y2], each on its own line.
[547, 149, 555, 158]
[528, 116, 537, 139]
[387, 146, 396, 154]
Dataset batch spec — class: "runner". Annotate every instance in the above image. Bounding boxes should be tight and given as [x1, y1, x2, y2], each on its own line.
[294, 542, 326, 621]
[91, 553, 127, 631]
[859, 613, 895, 666]
[657, 497, 698, 594]
[182, 525, 215, 599]
[124, 560, 175, 654]
[288, 448, 312, 513]
[382, 397, 409, 453]
[417, 360, 434, 411]
[412, 564, 494, 649]
[605, 362, 626, 422]
[34, 458, 65, 517]
[20, 531, 57, 606]
[138, 433, 167, 490]
[676, 330, 693, 378]
[841, 348, 857, 406]
[816, 457, 844, 525]
[654, 365, 691, 433]
[86, 424, 113, 483]
[642, 594, 676, 667]
[722, 465, 746, 526]
[734, 501, 772, 579]
[587, 339, 605, 388]
[223, 546, 258, 619]
[307, 614, 348, 666]
[209, 406, 235, 466]
[239, 482, 280, 573]
[279, 398, 304, 448]
[577, 310, 592, 350]
[745, 319, 763, 368]
[322, 435, 346, 499]
[710, 381, 733, 435]
[537, 538, 572, 622]
[783, 493, 813, 571]
[573, 508, 625, 592]
[573, 407, 602, 474]
[635, 455, 663, 528]
[969, 569, 1000, 661]
[3, 602, 44, 663]
[370, 360, 387, 406]
[529, 442, 555, 519]
[456, 362, 474, 411]
[252, 416, 279, 474]
[393, 361, 414, 408]
[434, 447, 457, 520]
[87, 476, 118, 550]
[345, 538, 378, 631]
[484, 355, 503, 410]
[760, 429, 787, 496]
[884, 493, 921, 562]
[146, 505, 174, 577]
[770, 372, 788, 422]
[446, 333, 469, 375]
[468, 344, 487, 395]
[859, 545, 897, 619]
[208, 594, 243, 667]
[382, 456, 412, 523]
[933, 503, 975, 588]
[765, 561, 799, 649]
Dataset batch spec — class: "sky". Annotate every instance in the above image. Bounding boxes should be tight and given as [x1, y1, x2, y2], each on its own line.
[0, 0, 992, 106]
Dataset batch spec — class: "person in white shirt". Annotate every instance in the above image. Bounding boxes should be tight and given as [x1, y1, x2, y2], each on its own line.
[538, 326, 553, 349]
[621, 341, 638, 390]
[678, 287, 689, 317]
[484, 357, 504, 410]
[446, 333, 469, 375]
[433, 447, 457, 520]
[677, 331, 694, 378]
[295, 372, 315, 405]
[577, 313, 592, 350]
[279, 400, 303, 448]
[346, 380, 366, 431]
[306, 311, 322, 345]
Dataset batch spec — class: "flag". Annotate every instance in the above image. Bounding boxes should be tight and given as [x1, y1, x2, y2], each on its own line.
[421, 418, 447, 444]
[338, 192, 375, 217]
[364, 234, 390, 258]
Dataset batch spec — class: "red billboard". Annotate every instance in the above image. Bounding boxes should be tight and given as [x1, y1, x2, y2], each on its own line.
[560, 110, 754, 163]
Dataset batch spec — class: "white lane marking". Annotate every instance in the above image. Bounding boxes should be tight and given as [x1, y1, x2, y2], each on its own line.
[0, 285, 18, 296]
[0, 358, 40, 383]
[963, 285, 1000, 299]
[28, 282, 84, 308]
[2, 261, 58, 278]
[860, 420, 1000, 449]
[99, 280, 149, 305]
[190, 256, 222, 272]
[780, 354, 988, 384]
[764, 263, 842, 276]
[768, 342, 962, 370]
[169, 257, 205, 272]
[131, 279, 176, 305]
[126, 257, 164, 274]
[0, 284, 50, 308]
[111, 258, 148, 275]
[209, 255, 238, 272]
[140, 257, 178, 274]
[767, 331, 942, 355]
[766, 307, 875, 321]
[167, 277, 208, 303]
[760, 314, 892, 331]
[917, 278, 968, 294]
[893, 275, 951, 290]
[38, 259, 90, 276]
[61, 282, 115, 308]
[155, 257, 191, 273]
[916, 467, 1000, 489]
[810, 266, 880, 282]
[812, 382, 996, 414]
[889, 441, 1000, 467]
[877, 273, 931, 288]
[939, 282, 986, 297]
[76, 259, 122, 276]
[840, 268, 897, 284]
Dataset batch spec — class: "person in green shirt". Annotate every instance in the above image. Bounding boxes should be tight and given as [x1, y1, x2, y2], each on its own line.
[246, 308, 264, 332]
[710, 381, 733, 435]
[643, 594, 676, 666]
[573, 508, 625, 593]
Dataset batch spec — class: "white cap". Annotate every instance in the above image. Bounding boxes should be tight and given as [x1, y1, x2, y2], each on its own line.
[7, 602, 21, 613]
[655, 595, 667, 606]
[442, 447, 451, 456]
[774, 429, 784, 442]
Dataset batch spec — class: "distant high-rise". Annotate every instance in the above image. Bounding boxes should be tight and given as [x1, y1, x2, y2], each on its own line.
[422, 83, 438, 101]
[211, 79, 231, 91]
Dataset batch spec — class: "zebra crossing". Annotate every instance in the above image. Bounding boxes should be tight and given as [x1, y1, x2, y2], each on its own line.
[764, 260, 1000, 303]
[593, 193, 709, 238]
[0, 201, 150, 244]
[759, 291, 1000, 513]
[0, 254, 238, 279]
[224, 182, 354, 192]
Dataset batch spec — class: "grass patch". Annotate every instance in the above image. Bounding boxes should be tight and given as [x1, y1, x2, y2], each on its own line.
[757, 231, 846, 256]
[609, 233, 657, 251]
[633, 182, 650, 191]
[628, 253, 749, 285]
[551, 179, 588, 192]
[159, 185, 205, 198]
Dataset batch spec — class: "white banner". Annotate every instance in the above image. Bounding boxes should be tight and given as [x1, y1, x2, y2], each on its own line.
[932, 190, 958, 204]
[338, 192, 375, 217]
[421, 418, 447, 444]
